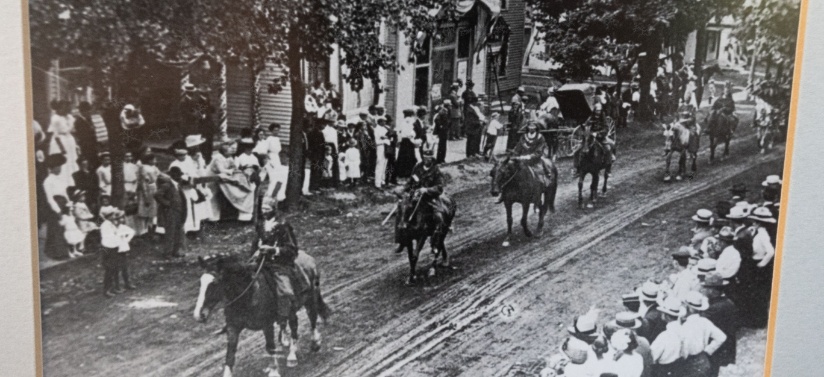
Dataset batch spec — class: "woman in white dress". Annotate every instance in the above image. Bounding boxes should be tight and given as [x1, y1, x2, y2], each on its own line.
[209, 141, 256, 221]
[47, 101, 79, 187]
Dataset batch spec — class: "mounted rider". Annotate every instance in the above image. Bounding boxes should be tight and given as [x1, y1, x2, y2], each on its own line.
[512, 121, 555, 179]
[573, 101, 615, 176]
[399, 145, 450, 243]
[254, 216, 309, 320]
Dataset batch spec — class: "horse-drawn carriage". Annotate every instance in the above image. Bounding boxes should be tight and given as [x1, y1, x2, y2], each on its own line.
[534, 83, 617, 160]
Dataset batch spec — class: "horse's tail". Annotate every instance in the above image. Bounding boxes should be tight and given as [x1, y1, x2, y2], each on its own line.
[315, 288, 331, 321]
[546, 165, 558, 213]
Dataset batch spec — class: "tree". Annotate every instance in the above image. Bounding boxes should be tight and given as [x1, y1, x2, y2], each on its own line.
[30, 0, 453, 210]
[735, 0, 801, 112]
[528, 0, 742, 122]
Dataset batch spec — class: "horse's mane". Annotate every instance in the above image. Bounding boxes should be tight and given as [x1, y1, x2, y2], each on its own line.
[217, 255, 256, 308]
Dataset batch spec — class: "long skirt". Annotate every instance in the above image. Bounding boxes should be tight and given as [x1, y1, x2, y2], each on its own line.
[396, 139, 418, 178]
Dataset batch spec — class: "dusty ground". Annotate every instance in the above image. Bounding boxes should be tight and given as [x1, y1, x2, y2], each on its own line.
[39, 97, 784, 377]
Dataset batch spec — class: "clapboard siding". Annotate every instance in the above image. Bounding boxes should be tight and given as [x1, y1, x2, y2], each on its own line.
[258, 63, 293, 145]
[226, 64, 255, 131]
[499, 0, 525, 93]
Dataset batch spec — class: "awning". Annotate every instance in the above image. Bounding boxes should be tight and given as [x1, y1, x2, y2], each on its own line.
[428, 0, 501, 19]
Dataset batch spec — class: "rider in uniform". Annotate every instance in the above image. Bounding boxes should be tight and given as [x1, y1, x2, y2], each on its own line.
[402, 146, 449, 243]
[513, 121, 554, 179]
[573, 102, 616, 176]
[255, 217, 303, 321]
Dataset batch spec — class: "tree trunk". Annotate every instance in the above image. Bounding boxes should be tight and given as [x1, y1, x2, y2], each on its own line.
[637, 43, 661, 123]
[693, 27, 709, 106]
[284, 29, 306, 210]
[102, 105, 126, 209]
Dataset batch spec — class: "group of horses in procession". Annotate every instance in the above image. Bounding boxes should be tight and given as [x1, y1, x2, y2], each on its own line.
[188, 82, 770, 377]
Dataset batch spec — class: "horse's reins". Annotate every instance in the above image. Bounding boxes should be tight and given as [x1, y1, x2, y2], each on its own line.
[217, 255, 267, 310]
[498, 160, 522, 190]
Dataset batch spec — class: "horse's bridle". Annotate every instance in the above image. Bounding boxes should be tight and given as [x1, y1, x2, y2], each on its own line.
[496, 159, 522, 191]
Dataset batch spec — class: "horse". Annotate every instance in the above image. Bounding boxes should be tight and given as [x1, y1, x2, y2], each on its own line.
[574, 126, 612, 209]
[755, 110, 779, 154]
[194, 223, 330, 377]
[705, 109, 738, 162]
[662, 121, 700, 182]
[394, 193, 457, 286]
[490, 154, 558, 247]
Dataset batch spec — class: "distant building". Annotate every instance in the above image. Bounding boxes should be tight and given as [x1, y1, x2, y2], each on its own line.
[684, 15, 746, 71]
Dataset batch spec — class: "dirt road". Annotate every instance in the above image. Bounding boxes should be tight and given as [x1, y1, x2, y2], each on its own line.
[39, 107, 785, 377]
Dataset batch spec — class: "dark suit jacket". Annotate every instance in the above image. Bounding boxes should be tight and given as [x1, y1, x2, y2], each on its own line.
[154, 175, 186, 228]
[704, 296, 739, 366]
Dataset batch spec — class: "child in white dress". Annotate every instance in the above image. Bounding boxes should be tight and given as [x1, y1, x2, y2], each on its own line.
[344, 139, 362, 186]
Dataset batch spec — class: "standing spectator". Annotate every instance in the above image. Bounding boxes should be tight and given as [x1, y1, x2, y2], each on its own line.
[747, 207, 777, 328]
[700, 273, 739, 377]
[74, 102, 99, 167]
[507, 87, 526, 151]
[384, 115, 399, 186]
[99, 207, 122, 297]
[72, 157, 100, 213]
[321, 145, 336, 188]
[462, 79, 479, 110]
[154, 167, 186, 259]
[433, 102, 451, 164]
[483, 112, 503, 160]
[195, 90, 217, 163]
[344, 139, 362, 186]
[112, 210, 137, 292]
[357, 112, 377, 182]
[448, 83, 463, 140]
[320, 119, 340, 187]
[396, 109, 420, 179]
[42, 154, 70, 259]
[54, 195, 84, 259]
[464, 103, 485, 158]
[122, 151, 140, 231]
[605, 312, 653, 377]
[603, 327, 645, 377]
[680, 291, 727, 377]
[96, 152, 112, 197]
[136, 153, 160, 236]
[180, 84, 201, 135]
[374, 117, 390, 189]
[649, 296, 686, 377]
[304, 87, 321, 122]
[47, 100, 79, 187]
[324, 81, 341, 111]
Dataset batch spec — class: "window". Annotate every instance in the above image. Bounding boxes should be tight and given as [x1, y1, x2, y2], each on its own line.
[501, 0, 507, 10]
[706, 30, 721, 61]
[414, 66, 429, 106]
[415, 37, 431, 64]
[458, 28, 473, 59]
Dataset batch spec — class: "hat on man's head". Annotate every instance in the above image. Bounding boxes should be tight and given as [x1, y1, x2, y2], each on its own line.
[442, 99, 452, 106]
[748, 206, 777, 224]
[517, 86, 526, 92]
[466, 79, 474, 87]
[417, 106, 428, 116]
[672, 247, 692, 261]
[696, 259, 717, 275]
[762, 175, 782, 187]
[716, 226, 735, 243]
[567, 312, 598, 338]
[726, 204, 751, 220]
[185, 134, 206, 148]
[402, 109, 416, 116]
[167, 166, 184, 180]
[183, 83, 196, 92]
[99, 206, 118, 220]
[657, 295, 686, 317]
[691, 209, 713, 223]
[685, 291, 709, 311]
[607, 311, 642, 330]
[45, 154, 67, 168]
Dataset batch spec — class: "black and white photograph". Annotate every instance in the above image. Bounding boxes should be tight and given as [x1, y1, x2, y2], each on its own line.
[28, 0, 803, 376]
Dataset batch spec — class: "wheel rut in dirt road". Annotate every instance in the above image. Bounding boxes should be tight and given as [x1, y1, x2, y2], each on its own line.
[320, 152, 783, 377]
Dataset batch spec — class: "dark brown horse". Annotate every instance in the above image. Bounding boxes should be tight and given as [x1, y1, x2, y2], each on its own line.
[194, 223, 330, 377]
[705, 109, 738, 162]
[575, 128, 612, 209]
[490, 154, 558, 247]
[394, 193, 457, 285]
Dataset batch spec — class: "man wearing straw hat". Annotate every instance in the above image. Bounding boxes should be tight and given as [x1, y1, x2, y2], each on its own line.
[650, 296, 687, 377]
[604, 311, 653, 377]
[680, 291, 727, 377]
[747, 206, 777, 328]
[760, 174, 782, 221]
[713, 227, 741, 280]
[700, 273, 739, 377]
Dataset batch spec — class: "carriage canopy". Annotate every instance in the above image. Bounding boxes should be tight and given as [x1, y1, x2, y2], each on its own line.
[553, 83, 598, 124]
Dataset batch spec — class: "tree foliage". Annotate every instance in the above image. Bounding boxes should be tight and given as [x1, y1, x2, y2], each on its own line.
[30, 0, 452, 208]
[735, 0, 802, 109]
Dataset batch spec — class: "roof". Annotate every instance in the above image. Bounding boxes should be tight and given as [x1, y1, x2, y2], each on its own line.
[554, 83, 597, 122]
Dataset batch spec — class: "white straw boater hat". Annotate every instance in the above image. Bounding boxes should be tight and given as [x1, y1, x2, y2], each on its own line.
[685, 291, 709, 311]
[691, 209, 713, 223]
[748, 206, 777, 224]
[762, 175, 782, 187]
[607, 311, 642, 330]
[656, 295, 686, 317]
[185, 134, 207, 148]
[726, 204, 752, 220]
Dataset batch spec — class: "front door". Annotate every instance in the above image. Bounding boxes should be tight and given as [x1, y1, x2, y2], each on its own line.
[432, 49, 456, 102]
